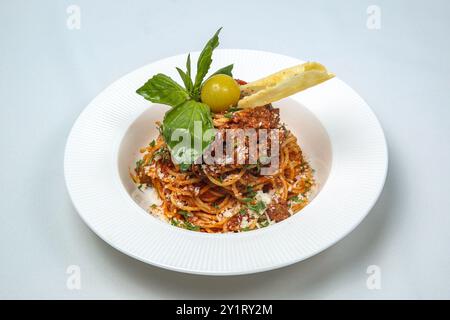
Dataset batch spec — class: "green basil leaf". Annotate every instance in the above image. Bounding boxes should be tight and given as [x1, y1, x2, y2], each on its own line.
[193, 28, 222, 93]
[176, 53, 194, 93]
[176, 67, 192, 93]
[136, 73, 189, 107]
[162, 100, 215, 164]
[186, 54, 192, 84]
[210, 64, 234, 77]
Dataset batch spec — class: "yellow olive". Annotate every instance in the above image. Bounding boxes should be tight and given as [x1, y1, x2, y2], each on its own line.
[200, 74, 240, 112]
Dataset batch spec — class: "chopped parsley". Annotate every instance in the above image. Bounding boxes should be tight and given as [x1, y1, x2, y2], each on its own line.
[247, 201, 266, 214]
[184, 221, 200, 231]
[170, 218, 200, 231]
[224, 107, 242, 119]
[259, 220, 270, 228]
[178, 210, 192, 219]
[151, 147, 170, 162]
[149, 139, 156, 147]
[244, 162, 261, 173]
[245, 185, 256, 197]
[135, 159, 144, 170]
[178, 163, 191, 172]
[289, 195, 303, 203]
[239, 208, 247, 215]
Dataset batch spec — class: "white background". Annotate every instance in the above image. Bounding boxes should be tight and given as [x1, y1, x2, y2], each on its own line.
[1, 0, 449, 299]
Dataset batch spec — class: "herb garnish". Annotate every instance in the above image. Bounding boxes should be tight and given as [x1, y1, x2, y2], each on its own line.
[259, 220, 270, 228]
[289, 195, 303, 203]
[247, 201, 266, 214]
[224, 106, 242, 119]
[184, 221, 201, 231]
[136, 28, 233, 166]
[244, 161, 262, 173]
[151, 147, 170, 162]
[170, 217, 200, 231]
[178, 210, 192, 219]
[239, 208, 247, 215]
[170, 218, 180, 227]
[246, 185, 257, 197]
[135, 159, 144, 170]
[178, 163, 191, 172]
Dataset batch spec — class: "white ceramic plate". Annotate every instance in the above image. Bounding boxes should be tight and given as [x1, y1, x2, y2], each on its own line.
[64, 49, 388, 275]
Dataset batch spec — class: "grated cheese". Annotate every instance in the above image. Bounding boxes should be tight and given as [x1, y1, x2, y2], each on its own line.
[255, 190, 272, 206]
[222, 208, 234, 218]
[240, 216, 249, 228]
[131, 186, 162, 210]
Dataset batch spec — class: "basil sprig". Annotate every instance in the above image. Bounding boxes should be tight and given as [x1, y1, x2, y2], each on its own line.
[136, 73, 189, 107]
[136, 28, 233, 166]
[176, 53, 193, 93]
[162, 100, 215, 166]
[192, 28, 221, 98]
[209, 64, 233, 78]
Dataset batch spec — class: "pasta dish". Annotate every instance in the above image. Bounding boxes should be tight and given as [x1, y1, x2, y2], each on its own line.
[131, 28, 334, 233]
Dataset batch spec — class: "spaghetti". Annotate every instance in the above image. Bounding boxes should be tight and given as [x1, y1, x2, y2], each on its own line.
[132, 105, 315, 233]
